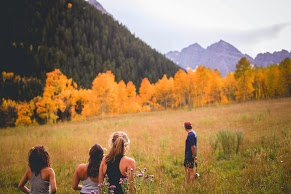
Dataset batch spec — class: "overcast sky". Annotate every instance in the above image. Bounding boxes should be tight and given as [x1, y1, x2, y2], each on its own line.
[98, 0, 291, 58]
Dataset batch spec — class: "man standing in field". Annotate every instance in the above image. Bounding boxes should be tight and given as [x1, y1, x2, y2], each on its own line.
[184, 121, 197, 186]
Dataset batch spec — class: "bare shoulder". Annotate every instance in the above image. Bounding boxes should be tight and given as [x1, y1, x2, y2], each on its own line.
[100, 157, 107, 165]
[123, 156, 135, 165]
[124, 156, 135, 162]
[77, 163, 87, 170]
[75, 163, 87, 175]
[43, 167, 55, 175]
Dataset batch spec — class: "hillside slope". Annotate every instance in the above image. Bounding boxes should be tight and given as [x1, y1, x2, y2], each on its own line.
[0, 0, 180, 100]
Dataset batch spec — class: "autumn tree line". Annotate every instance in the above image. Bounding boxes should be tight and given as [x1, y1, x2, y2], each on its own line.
[1, 57, 290, 128]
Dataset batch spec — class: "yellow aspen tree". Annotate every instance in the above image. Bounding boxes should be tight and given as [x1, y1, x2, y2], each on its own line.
[222, 72, 237, 103]
[15, 102, 33, 126]
[154, 74, 173, 110]
[264, 65, 280, 98]
[173, 69, 188, 108]
[91, 71, 118, 115]
[139, 78, 154, 111]
[234, 57, 254, 102]
[206, 70, 222, 104]
[194, 65, 211, 106]
[278, 58, 291, 96]
[187, 68, 198, 108]
[36, 69, 71, 123]
[117, 80, 127, 113]
[80, 89, 98, 117]
[126, 81, 141, 113]
[252, 66, 265, 100]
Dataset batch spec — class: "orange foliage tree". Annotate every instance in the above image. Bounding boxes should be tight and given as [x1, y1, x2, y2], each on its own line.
[88, 71, 118, 116]
[139, 78, 154, 111]
[154, 75, 174, 110]
[234, 57, 254, 102]
[36, 69, 77, 123]
[173, 69, 188, 108]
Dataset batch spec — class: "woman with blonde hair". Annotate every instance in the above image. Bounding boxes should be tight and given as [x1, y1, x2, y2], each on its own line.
[72, 144, 104, 194]
[99, 131, 135, 194]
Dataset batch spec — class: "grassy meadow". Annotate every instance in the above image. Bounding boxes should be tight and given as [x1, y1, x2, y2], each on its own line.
[0, 98, 290, 193]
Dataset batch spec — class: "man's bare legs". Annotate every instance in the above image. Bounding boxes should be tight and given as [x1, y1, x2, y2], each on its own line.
[185, 167, 195, 186]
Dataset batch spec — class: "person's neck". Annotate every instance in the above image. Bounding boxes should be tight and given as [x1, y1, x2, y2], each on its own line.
[186, 129, 193, 133]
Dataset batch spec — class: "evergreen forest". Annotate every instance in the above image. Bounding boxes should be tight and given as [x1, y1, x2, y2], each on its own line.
[0, 0, 180, 101]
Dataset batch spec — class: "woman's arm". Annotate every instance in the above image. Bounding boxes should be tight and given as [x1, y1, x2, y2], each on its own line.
[18, 168, 30, 194]
[98, 158, 106, 184]
[127, 158, 136, 194]
[72, 166, 82, 190]
[49, 168, 57, 194]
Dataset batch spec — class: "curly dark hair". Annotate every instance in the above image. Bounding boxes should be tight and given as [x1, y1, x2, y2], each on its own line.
[87, 144, 104, 178]
[28, 146, 51, 176]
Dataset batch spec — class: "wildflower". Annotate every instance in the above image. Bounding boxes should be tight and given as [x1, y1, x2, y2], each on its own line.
[130, 168, 133, 172]
[280, 160, 284, 163]
[144, 168, 147, 172]
[97, 184, 101, 187]
[145, 175, 148, 178]
[151, 175, 154, 178]
[119, 181, 122, 185]
[137, 173, 143, 177]
[261, 185, 263, 188]
[270, 170, 273, 173]
[109, 185, 116, 189]
[105, 174, 108, 177]
[281, 187, 284, 190]
[110, 190, 114, 193]
[91, 191, 95, 194]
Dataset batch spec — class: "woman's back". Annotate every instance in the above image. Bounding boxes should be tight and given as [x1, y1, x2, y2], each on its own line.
[80, 177, 99, 194]
[30, 171, 50, 194]
[106, 155, 126, 193]
[77, 164, 99, 194]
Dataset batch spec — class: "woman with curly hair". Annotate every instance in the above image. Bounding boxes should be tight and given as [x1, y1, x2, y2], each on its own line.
[18, 146, 57, 194]
[72, 144, 104, 194]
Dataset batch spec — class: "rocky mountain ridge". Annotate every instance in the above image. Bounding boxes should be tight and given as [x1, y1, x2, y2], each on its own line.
[166, 40, 291, 76]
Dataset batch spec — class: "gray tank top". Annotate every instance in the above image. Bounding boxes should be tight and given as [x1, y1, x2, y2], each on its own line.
[80, 177, 99, 194]
[30, 172, 50, 194]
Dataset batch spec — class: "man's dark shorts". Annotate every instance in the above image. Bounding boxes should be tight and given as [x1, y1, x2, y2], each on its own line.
[184, 158, 194, 168]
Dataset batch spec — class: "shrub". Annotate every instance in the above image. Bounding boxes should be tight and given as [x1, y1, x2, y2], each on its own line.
[210, 129, 245, 159]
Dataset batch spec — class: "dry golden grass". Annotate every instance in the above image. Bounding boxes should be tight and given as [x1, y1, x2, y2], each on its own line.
[0, 98, 290, 193]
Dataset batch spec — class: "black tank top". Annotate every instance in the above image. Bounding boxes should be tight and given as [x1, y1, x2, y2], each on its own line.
[106, 155, 126, 194]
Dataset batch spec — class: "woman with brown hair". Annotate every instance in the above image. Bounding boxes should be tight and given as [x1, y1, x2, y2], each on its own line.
[72, 144, 104, 194]
[99, 131, 135, 194]
[18, 146, 57, 194]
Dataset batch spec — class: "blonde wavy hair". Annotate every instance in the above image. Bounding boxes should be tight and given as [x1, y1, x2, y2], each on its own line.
[105, 131, 130, 164]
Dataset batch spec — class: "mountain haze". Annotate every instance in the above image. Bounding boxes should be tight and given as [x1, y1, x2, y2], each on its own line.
[166, 40, 291, 76]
